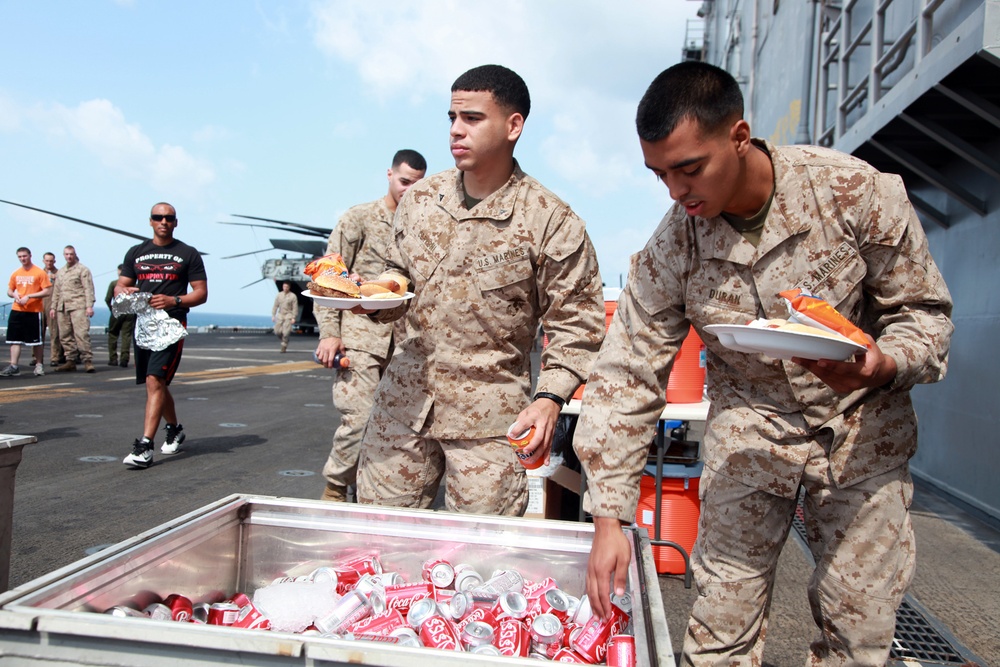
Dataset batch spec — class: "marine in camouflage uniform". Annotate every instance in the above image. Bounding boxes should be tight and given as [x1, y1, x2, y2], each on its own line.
[575, 63, 953, 667]
[315, 149, 427, 503]
[271, 282, 297, 352]
[50, 246, 96, 372]
[359, 162, 605, 515]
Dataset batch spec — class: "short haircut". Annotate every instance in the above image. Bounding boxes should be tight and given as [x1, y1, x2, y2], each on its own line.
[16, 247, 30, 255]
[452, 65, 530, 119]
[63, 245, 76, 252]
[43, 252, 55, 259]
[636, 62, 744, 142]
[151, 202, 175, 214]
[393, 149, 427, 173]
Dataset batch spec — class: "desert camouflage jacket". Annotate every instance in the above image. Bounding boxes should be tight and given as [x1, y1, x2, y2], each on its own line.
[576, 141, 954, 521]
[371, 163, 606, 438]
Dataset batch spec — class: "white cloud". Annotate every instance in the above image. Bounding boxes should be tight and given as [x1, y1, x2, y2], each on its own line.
[39, 98, 216, 195]
[309, 0, 697, 195]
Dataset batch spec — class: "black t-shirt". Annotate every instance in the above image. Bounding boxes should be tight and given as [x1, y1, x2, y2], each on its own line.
[122, 239, 207, 321]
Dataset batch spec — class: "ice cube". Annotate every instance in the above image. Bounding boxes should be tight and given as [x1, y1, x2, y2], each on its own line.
[253, 579, 340, 634]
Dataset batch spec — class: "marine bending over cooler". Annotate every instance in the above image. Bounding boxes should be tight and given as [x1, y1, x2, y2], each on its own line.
[573, 62, 953, 666]
[355, 65, 606, 515]
[117, 202, 208, 469]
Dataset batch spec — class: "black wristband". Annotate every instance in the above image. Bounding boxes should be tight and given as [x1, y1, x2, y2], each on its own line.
[534, 391, 565, 407]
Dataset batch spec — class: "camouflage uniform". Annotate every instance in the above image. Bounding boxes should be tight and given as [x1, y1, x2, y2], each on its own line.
[316, 198, 399, 501]
[51, 261, 96, 365]
[271, 290, 297, 350]
[42, 265, 63, 364]
[574, 142, 953, 666]
[358, 164, 605, 515]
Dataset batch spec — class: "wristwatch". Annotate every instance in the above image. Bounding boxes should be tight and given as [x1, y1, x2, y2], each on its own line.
[174, 296, 183, 306]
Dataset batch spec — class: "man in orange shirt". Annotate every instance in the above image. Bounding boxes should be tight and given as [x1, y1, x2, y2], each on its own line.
[3, 247, 52, 377]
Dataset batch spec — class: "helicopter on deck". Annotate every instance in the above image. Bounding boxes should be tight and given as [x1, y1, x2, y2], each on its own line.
[218, 214, 332, 333]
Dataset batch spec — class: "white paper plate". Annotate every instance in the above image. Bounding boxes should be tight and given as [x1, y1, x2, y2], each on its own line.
[703, 323, 867, 361]
[303, 290, 414, 310]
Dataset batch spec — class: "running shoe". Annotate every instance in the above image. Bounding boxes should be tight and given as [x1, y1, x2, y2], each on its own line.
[123, 438, 154, 468]
[161, 424, 186, 455]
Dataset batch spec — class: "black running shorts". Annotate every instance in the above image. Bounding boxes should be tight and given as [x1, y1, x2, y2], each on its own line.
[5, 310, 43, 346]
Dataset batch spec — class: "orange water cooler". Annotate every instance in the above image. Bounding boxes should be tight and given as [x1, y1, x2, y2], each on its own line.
[635, 460, 703, 574]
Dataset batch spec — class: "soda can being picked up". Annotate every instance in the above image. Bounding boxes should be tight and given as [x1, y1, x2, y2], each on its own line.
[507, 423, 544, 470]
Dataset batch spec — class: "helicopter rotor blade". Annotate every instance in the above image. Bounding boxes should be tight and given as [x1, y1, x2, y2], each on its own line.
[220, 248, 278, 260]
[230, 214, 331, 237]
[0, 199, 148, 241]
[218, 221, 325, 236]
[240, 277, 268, 289]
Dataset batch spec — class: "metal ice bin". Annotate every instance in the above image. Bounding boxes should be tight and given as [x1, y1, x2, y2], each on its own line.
[0, 494, 674, 665]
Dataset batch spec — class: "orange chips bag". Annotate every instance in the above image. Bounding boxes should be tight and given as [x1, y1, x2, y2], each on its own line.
[778, 289, 870, 348]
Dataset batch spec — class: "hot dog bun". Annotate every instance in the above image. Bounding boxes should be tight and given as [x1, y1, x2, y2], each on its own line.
[359, 279, 401, 297]
[378, 271, 409, 296]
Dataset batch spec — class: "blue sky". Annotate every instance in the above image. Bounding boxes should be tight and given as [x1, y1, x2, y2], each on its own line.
[1, 1, 699, 315]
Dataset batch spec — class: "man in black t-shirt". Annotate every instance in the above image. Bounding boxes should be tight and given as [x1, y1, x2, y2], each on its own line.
[115, 202, 208, 469]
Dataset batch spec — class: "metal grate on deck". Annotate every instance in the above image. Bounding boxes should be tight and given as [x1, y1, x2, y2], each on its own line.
[791, 500, 984, 666]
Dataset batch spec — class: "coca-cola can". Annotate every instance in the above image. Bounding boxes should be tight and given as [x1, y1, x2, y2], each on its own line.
[606, 634, 637, 667]
[336, 553, 383, 576]
[385, 581, 434, 614]
[161, 593, 193, 622]
[529, 613, 564, 658]
[389, 626, 423, 648]
[455, 606, 499, 635]
[374, 571, 404, 586]
[553, 647, 590, 663]
[470, 643, 502, 655]
[309, 566, 339, 586]
[206, 602, 241, 626]
[494, 590, 529, 619]
[523, 576, 559, 600]
[538, 588, 572, 623]
[405, 597, 439, 629]
[352, 574, 386, 614]
[418, 613, 461, 651]
[495, 618, 531, 658]
[571, 594, 593, 625]
[570, 600, 630, 664]
[231, 597, 271, 630]
[104, 605, 147, 618]
[421, 557, 455, 589]
[447, 591, 474, 620]
[610, 592, 633, 613]
[453, 563, 484, 592]
[143, 603, 173, 621]
[460, 619, 495, 647]
[349, 608, 407, 636]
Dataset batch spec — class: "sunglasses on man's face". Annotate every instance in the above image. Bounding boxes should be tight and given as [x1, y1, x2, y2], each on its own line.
[151, 214, 177, 223]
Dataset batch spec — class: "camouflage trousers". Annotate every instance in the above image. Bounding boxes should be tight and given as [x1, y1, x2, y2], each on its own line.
[273, 315, 294, 345]
[57, 309, 93, 364]
[322, 349, 386, 499]
[682, 442, 915, 667]
[357, 403, 529, 516]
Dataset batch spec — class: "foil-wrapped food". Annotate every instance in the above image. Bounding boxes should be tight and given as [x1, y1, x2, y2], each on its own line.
[111, 292, 188, 352]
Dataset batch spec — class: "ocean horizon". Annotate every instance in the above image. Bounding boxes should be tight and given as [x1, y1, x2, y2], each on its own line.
[91, 306, 274, 329]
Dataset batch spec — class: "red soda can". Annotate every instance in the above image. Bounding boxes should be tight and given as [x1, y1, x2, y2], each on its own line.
[230, 594, 270, 630]
[553, 647, 590, 663]
[537, 588, 572, 623]
[492, 590, 529, 620]
[336, 553, 383, 577]
[421, 557, 455, 588]
[529, 613, 564, 659]
[163, 593, 193, 622]
[570, 601, 630, 664]
[453, 563, 484, 592]
[446, 591, 474, 621]
[523, 576, 559, 600]
[419, 614, 462, 651]
[383, 581, 434, 613]
[206, 602, 241, 626]
[606, 634, 637, 667]
[495, 617, 531, 658]
[456, 606, 499, 635]
[460, 620, 495, 648]
[348, 608, 407, 636]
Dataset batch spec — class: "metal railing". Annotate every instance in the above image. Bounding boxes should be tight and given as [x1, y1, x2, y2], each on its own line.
[817, 0, 949, 146]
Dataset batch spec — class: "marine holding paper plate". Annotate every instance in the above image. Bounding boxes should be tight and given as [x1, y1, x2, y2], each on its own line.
[573, 62, 954, 666]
